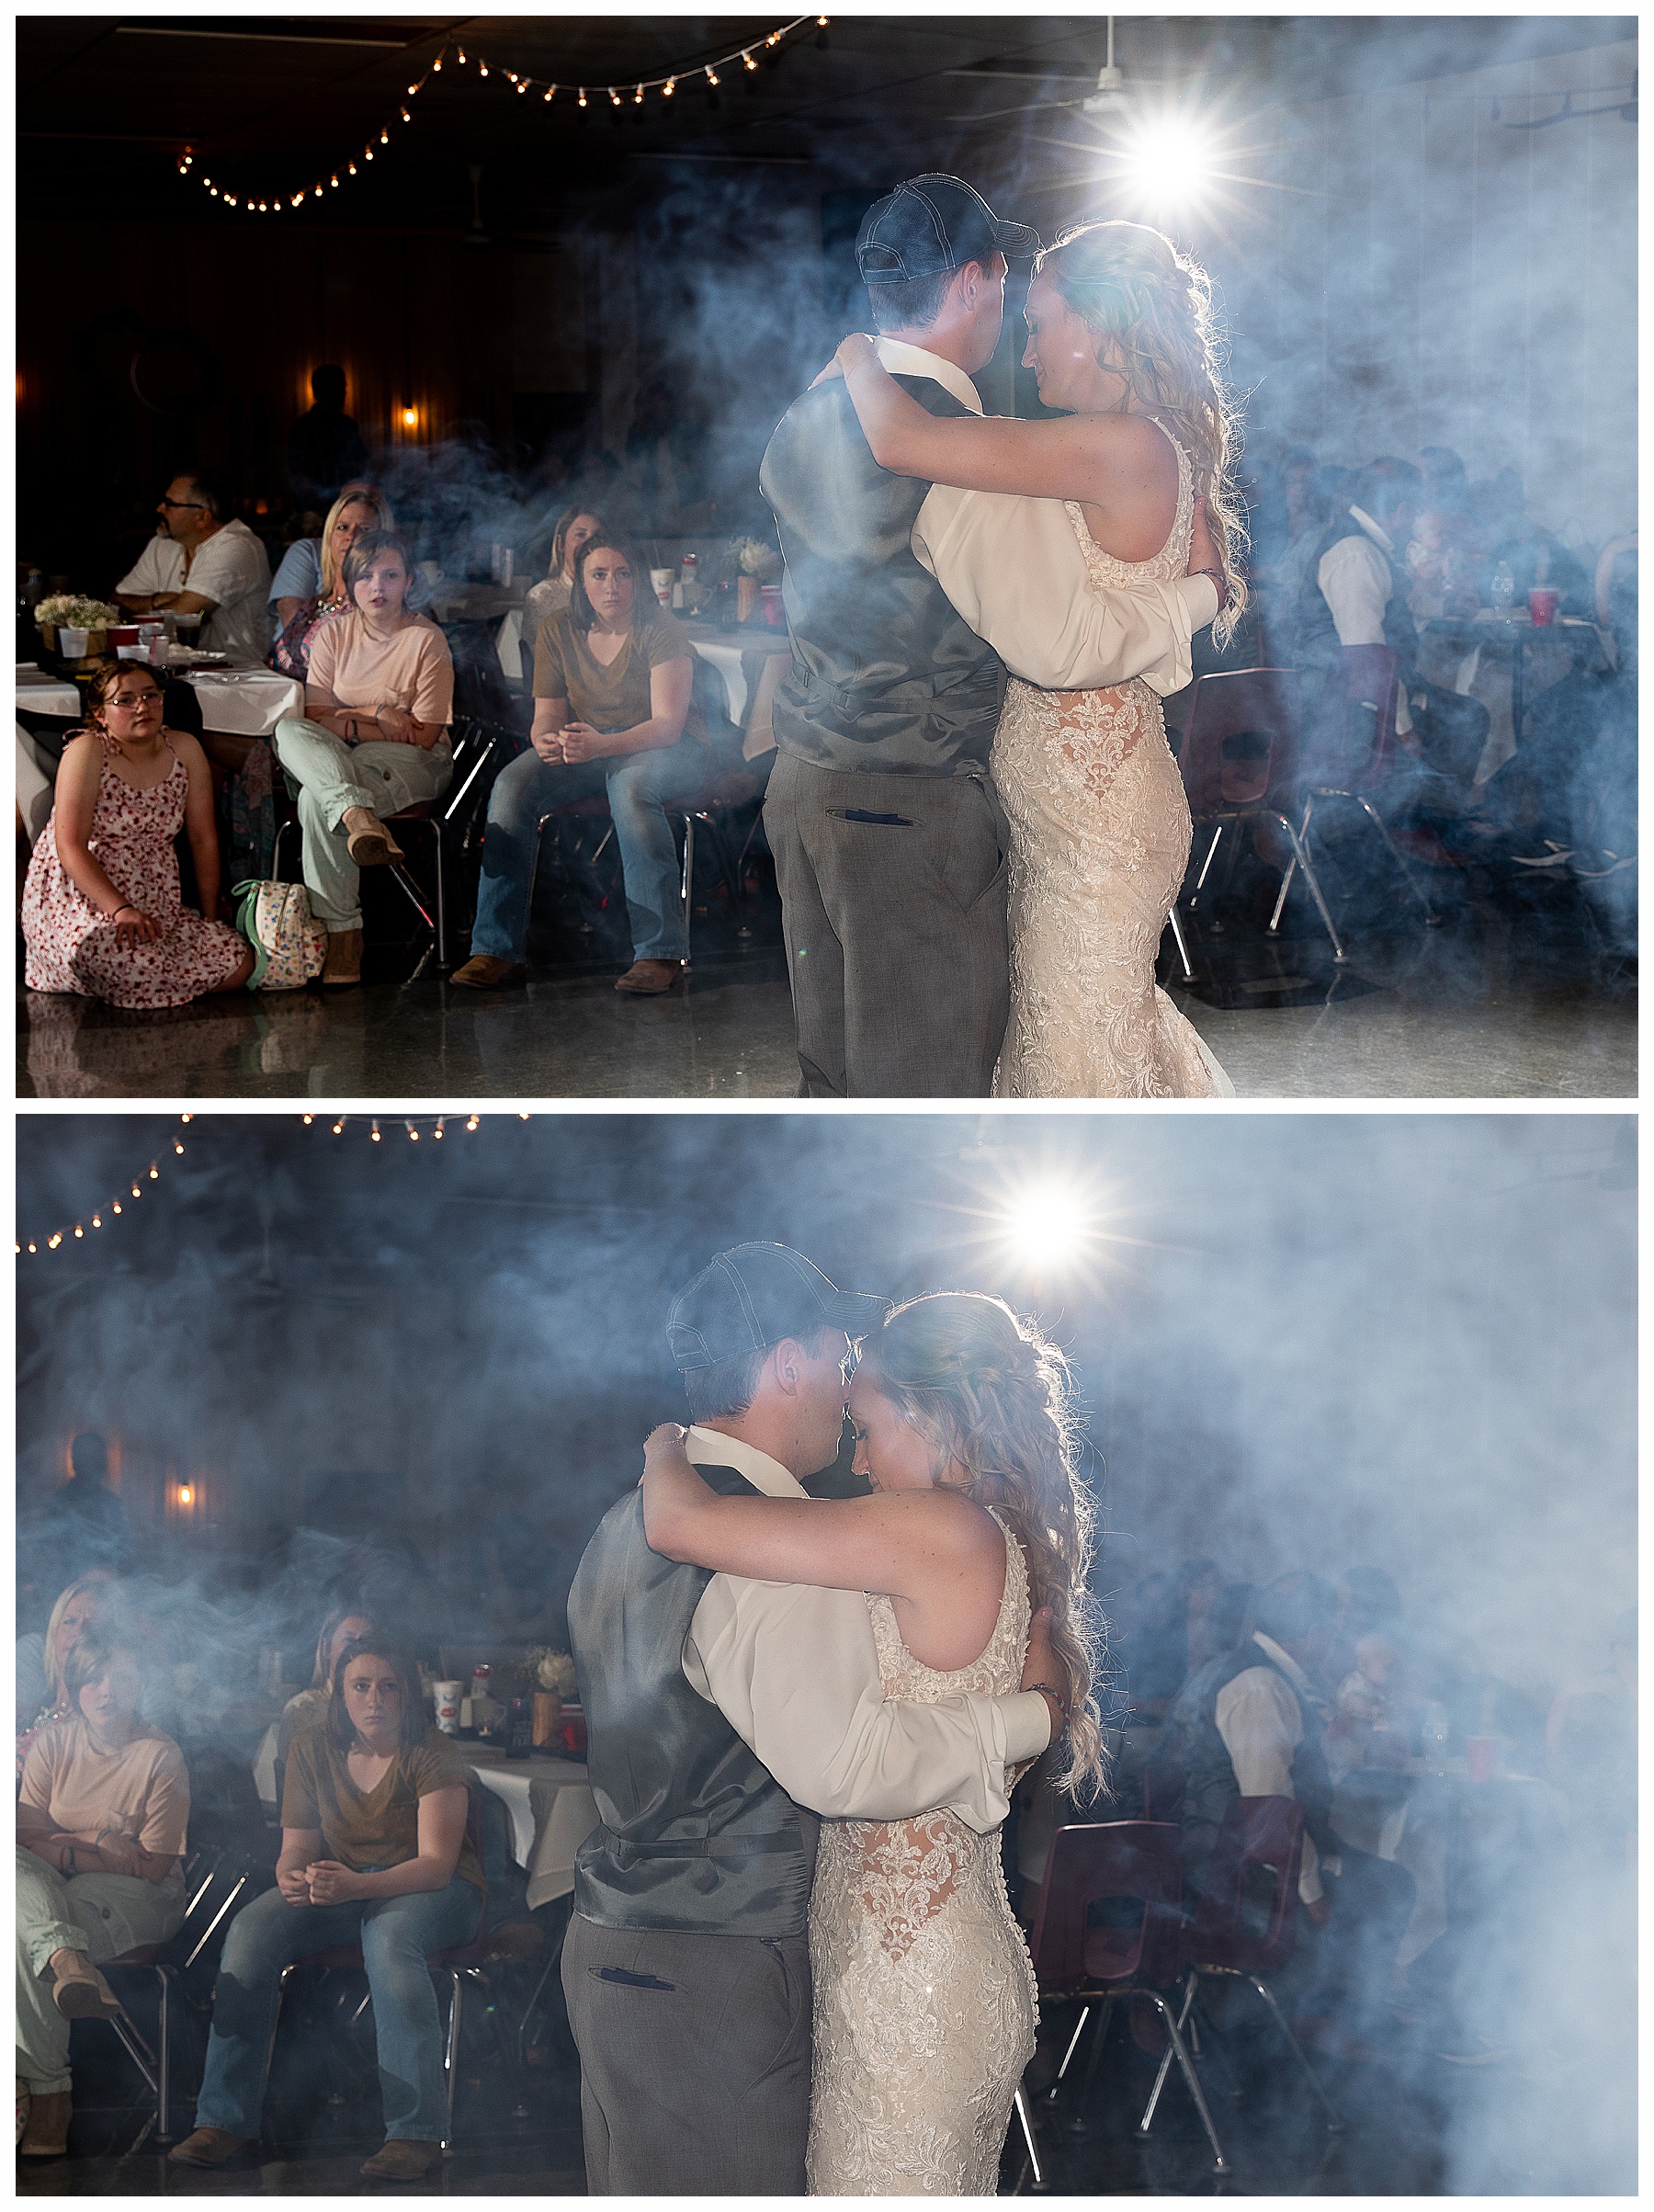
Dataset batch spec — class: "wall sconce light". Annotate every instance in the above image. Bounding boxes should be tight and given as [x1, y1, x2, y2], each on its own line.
[177, 1484, 195, 1508]
[401, 405, 419, 430]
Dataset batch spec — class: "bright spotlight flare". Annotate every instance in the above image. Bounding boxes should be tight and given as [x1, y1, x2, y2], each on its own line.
[1004, 1184, 1091, 1269]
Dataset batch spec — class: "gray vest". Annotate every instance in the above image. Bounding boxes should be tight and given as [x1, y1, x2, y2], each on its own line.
[759, 376, 1006, 777]
[1165, 1638, 1334, 1890]
[568, 1465, 819, 1938]
[1293, 512, 1420, 680]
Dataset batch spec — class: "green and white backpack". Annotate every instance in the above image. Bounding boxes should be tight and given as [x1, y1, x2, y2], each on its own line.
[232, 879, 328, 990]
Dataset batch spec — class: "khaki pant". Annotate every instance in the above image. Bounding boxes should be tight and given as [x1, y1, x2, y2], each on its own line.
[16, 1846, 185, 2093]
[273, 716, 452, 933]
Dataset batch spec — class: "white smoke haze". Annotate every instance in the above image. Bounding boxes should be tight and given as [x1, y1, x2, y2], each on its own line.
[15, 1109, 1635, 2190]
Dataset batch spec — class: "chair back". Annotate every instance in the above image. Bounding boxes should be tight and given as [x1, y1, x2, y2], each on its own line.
[1026, 1821, 1185, 1998]
[467, 1780, 529, 1932]
[1175, 669, 1300, 818]
[1302, 644, 1399, 795]
[1183, 1795, 1304, 1975]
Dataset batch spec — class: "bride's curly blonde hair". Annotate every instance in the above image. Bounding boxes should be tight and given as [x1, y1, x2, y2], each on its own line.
[1035, 219, 1247, 646]
[857, 1292, 1106, 1799]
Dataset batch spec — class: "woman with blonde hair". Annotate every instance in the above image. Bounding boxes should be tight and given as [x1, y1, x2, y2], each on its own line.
[640, 1290, 1102, 2195]
[16, 1573, 119, 1773]
[832, 220, 1240, 1098]
[268, 482, 397, 678]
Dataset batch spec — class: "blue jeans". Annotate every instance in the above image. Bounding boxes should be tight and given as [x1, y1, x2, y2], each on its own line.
[470, 740, 707, 964]
[193, 1874, 482, 2143]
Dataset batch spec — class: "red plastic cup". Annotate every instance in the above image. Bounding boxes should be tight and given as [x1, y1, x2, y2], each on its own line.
[1465, 1734, 1498, 1782]
[1527, 588, 1559, 626]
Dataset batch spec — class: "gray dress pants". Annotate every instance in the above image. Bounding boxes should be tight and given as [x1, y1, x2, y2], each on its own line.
[763, 751, 1010, 1097]
[562, 1914, 811, 2195]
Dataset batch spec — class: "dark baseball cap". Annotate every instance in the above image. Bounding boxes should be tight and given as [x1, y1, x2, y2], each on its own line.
[668, 1242, 889, 1375]
[855, 173, 1040, 284]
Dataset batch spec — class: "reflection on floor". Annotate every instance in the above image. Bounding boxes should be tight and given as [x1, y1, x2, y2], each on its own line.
[20, 1975, 1621, 2198]
[17, 841, 1634, 1100]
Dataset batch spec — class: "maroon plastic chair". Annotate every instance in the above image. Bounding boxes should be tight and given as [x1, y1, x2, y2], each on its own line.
[1017, 1821, 1229, 2179]
[1271, 643, 1435, 927]
[1173, 667, 1347, 964]
[1139, 1796, 1341, 2142]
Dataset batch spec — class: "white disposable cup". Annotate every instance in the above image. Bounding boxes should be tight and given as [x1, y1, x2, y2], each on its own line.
[651, 569, 674, 606]
[58, 627, 89, 658]
[435, 1681, 464, 1734]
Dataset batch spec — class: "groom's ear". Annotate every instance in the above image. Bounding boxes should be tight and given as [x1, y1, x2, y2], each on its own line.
[768, 1336, 805, 1396]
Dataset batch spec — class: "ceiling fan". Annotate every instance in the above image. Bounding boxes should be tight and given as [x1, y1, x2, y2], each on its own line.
[942, 18, 1150, 126]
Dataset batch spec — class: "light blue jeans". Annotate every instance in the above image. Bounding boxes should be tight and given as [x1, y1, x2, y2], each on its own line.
[274, 716, 453, 933]
[470, 740, 706, 964]
[192, 1873, 482, 2143]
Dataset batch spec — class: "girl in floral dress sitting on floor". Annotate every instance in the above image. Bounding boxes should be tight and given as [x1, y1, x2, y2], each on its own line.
[22, 661, 255, 1009]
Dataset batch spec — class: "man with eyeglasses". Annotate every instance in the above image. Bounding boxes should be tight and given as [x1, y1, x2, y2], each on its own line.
[112, 471, 273, 663]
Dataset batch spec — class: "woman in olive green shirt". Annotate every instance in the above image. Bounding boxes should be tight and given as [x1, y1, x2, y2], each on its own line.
[455, 533, 702, 996]
[172, 1642, 483, 2182]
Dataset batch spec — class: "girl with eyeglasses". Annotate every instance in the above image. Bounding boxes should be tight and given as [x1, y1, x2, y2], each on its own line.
[21, 663, 255, 1006]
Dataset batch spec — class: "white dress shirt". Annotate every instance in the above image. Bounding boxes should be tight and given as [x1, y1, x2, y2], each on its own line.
[1317, 504, 1412, 733]
[874, 336, 1218, 698]
[1213, 1632, 1327, 1904]
[117, 518, 274, 662]
[680, 1425, 1051, 1834]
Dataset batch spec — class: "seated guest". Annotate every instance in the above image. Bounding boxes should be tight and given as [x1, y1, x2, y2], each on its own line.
[1292, 457, 1490, 851]
[268, 482, 395, 677]
[1166, 1572, 1413, 2043]
[1475, 467, 1592, 617]
[278, 1605, 381, 1765]
[22, 662, 255, 1008]
[112, 471, 273, 663]
[1513, 532, 1637, 887]
[170, 1640, 484, 2181]
[17, 1571, 119, 1772]
[451, 533, 698, 996]
[520, 505, 606, 638]
[274, 531, 454, 988]
[16, 1638, 190, 2158]
[287, 366, 370, 513]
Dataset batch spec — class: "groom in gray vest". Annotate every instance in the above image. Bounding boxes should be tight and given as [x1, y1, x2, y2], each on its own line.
[563, 1242, 1059, 2193]
[760, 174, 1221, 1098]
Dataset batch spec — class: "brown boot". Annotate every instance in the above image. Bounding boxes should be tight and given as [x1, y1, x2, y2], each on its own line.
[18, 2090, 72, 2158]
[359, 2138, 442, 2180]
[615, 959, 685, 995]
[344, 806, 404, 868]
[168, 2126, 257, 2168]
[51, 1951, 120, 2021]
[322, 927, 364, 986]
[449, 953, 527, 991]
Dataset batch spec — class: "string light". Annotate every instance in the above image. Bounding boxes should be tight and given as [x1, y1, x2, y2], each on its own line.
[17, 1118, 190, 1258]
[304, 1114, 527, 1142]
[176, 20, 825, 210]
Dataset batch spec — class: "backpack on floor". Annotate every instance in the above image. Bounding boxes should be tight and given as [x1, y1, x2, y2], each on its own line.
[232, 878, 328, 990]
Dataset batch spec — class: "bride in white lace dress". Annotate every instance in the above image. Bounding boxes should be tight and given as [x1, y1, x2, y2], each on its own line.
[835, 221, 1241, 1096]
[641, 1293, 1106, 2195]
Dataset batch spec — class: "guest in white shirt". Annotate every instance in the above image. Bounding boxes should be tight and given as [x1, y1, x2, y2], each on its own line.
[113, 471, 273, 663]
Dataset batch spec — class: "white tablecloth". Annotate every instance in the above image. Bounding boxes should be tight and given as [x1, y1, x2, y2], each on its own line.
[17, 666, 81, 716]
[465, 1747, 599, 1910]
[13, 661, 300, 738]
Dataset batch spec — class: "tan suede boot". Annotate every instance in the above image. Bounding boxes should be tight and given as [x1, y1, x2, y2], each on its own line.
[51, 1952, 120, 2020]
[18, 2090, 72, 2157]
[359, 2138, 442, 2180]
[168, 2126, 257, 2168]
[344, 806, 404, 867]
[322, 927, 364, 986]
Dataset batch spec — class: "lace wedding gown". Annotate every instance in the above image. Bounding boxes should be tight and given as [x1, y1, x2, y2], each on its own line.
[806, 1514, 1037, 2195]
[991, 425, 1234, 1098]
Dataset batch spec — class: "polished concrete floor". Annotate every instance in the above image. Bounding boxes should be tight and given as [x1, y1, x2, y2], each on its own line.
[17, 842, 1634, 1101]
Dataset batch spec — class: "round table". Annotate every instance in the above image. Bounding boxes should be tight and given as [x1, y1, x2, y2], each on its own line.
[463, 1743, 599, 1910]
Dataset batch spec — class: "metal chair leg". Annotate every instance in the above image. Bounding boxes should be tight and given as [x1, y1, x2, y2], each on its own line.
[1166, 902, 1194, 981]
[433, 824, 448, 966]
[1274, 811, 1346, 960]
[1139, 1968, 1197, 2134]
[1044, 2003, 1092, 2104]
[1247, 1973, 1343, 2130]
[1353, 794, 1438, 924]
[1191, 822, 1224, 899]
[1268, 797, 1313, 931]
[679, 812, 697, 969]
[442, 1968, 466, 2150]
[155, 1965, 176, 2142]
[1135, 1990, 1229, 2175]
[1012, 2084, 1044, 2189]
[518, 1915, 569, 2053]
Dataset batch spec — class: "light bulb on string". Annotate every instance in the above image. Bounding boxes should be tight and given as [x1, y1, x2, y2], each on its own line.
[743, 51, 757, 70]
[545, 85, 555, 101]
[578, 88, 587, 107]
[634, 84, 644, 103]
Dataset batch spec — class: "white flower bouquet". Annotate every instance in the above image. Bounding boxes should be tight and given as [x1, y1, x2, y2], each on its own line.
[734, 537, 782, 583]
[525, 1648, 579, 1697]
[36, 595, 120, 632]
